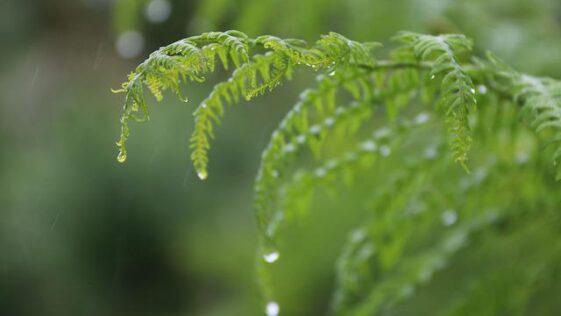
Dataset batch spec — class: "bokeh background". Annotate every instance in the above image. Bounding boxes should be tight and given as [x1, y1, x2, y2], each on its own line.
[1, 0, 560, 315]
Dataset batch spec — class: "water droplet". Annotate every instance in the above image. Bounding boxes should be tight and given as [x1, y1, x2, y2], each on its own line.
[357, 244, 375, 259]
[419, 267, 433, 283]
[145, 0, 172, 24]
[350, 228, 367, 242]
[379, 145, 391, 157]
[117, 152, 127, 163]
[315, 168, 327, 177]
[201, 102, 207, 109]
[284, 144, 296, 153]
[326, 159, 338, 169]
[441, 209, 458, 226]
[310, 125, 321, 135]
[374, 127, 391, 139]
[470, 88, 476, 94]
[473, 167, 488, 183]
[329, 71, 336, 76]
[197, 170, 208, 180]
[414, 112, 430, 125]
[430, 74, 436, 80]
[360, 140, 377, 152]
[263, 251, 280, 263]
[116, 31, 145, 59]
[296, 135, 306, 144]
[400, 285, 414, 298]
[266, 301, 280, 316]
[424, 146, 437, 159]
[515, 151, 529, 164]
[477, 85, 488, 94]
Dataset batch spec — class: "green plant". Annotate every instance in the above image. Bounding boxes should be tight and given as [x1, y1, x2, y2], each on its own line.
[114, 31, 561, 315]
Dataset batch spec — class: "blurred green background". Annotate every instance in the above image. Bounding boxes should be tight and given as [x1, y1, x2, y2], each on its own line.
[1, 0, 560, 315]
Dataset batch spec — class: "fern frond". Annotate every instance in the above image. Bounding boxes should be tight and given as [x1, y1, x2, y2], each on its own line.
[347, 212, 499, 316]
[113, 30, 561, 315]
[189, 50, 291, 179]
[114, 30, 252, 164]
[330, 137, 443, 314]
[268, 115, 434, 244]
[513, 76, 561, 179]
[479, 53, 561, 179]
[253, 71, 378, 241]
[116, 30, 380, 178]
[395, 32, 476, 170]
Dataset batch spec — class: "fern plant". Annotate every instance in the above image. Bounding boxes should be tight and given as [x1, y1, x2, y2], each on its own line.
[114, 31, 561, 315]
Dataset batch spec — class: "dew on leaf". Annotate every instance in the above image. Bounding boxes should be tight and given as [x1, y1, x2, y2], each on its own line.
[197, 170, 208, 180]
[414, 112, 430, 125]
[263, 251, 280, 263]
[315, 168, 327, 177]
[266, 301, 280, 316]
[441, 209, 458, 226]
[360, 140, 377, 152]
[379, 145, 391, 157]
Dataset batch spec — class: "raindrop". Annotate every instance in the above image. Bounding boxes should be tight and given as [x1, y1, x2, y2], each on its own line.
[197, 170, 208, 180]
[266, 301, 280, 316]
[473, 167, 488, 183]
[117, 152, 127, 163]
[400, 285, 414, 298]
[374, 127, 391, 139]
[441, 209, 458, 226]
[424, 146, 437, 159]
[326, 159, 338, 169]
[477, 85, 488, 94]
[201, 102, 207, 108]
[310, 125, 321, 135]
[145, 0, 172, 24]
[284, 144, 296, 153]
[419, 267, 433, 283]
[360, 140, 377, 152]
[315, 168, 327, 177]
[350, 228, 367, 242]
[515, 151, 529, 164]
[430, 74, 436, 80]
[329, 71, 336, 76]
[263, 251, 280, 263]
[379, 145, 391, 157]
[470, 88, 476, 94]
[116, 31, 145, 59]
[414, 112, 430, 125]
[357, 244, 375, 259]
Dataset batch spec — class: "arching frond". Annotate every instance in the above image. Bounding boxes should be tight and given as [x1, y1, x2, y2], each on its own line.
[395, 32, 476, 170]
[113, 30, 561, 315]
